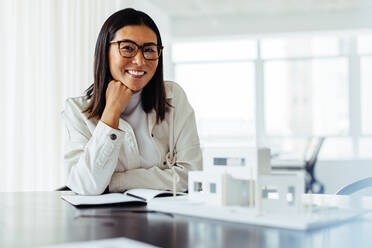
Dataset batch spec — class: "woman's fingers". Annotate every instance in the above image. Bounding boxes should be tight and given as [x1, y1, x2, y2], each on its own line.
[105, 80, 134, 115]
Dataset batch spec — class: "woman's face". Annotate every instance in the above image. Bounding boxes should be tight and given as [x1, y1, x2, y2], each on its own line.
[109, 25, 159, 92]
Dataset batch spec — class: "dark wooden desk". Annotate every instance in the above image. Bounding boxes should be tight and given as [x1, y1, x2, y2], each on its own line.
[1, 191, 372, 248]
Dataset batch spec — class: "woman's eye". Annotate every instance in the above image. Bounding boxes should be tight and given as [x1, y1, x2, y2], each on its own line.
[144, 47, 156, 53]
[121, 46, 134, 52]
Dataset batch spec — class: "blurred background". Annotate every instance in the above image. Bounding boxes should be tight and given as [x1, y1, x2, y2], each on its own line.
[0, 0, 371, 193]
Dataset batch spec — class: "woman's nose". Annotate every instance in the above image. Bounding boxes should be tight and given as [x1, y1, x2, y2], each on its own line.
[131, 50, 146, 65]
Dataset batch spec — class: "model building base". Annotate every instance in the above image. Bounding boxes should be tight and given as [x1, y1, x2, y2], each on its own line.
[147, 196, 366, 231]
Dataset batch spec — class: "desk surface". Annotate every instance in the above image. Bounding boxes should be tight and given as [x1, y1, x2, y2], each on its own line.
[1, 191, 372, 248]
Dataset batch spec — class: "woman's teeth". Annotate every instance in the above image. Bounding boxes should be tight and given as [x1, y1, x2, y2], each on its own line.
[127, 70, 145, 76]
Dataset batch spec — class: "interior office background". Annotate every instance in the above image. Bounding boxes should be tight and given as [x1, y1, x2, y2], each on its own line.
[0, 0, 371, 193]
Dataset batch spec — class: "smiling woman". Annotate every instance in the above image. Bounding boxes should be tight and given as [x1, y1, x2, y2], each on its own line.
[61, 8, 202, 195]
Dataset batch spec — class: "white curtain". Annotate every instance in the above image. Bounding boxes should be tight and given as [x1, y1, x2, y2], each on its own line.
[0, 0, 139, 191]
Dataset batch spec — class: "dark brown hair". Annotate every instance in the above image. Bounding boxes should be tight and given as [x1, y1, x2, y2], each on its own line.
[83, 8, 169, 123]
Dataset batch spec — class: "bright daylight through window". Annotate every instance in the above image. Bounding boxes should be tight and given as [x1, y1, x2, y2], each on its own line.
[172, 34, 372, 160]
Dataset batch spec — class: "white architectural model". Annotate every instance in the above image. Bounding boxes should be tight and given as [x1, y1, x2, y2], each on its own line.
[188, 146, 304, 214]
[148, 146, 365, 230]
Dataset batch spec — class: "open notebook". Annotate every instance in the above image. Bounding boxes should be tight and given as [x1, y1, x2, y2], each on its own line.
[61, 189, 186, 206]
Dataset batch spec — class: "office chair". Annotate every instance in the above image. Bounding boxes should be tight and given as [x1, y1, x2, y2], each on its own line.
[336, 177, 372, 195]
[55, 186, 70, 191]
[304, 137, 325, 194]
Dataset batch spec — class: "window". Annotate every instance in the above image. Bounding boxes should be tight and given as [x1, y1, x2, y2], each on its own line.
[357, 34, 372, 54]
[264, 59, 349, 136]
[321, 137, 354, 160]
[172, 39, 257, 62]
[241, 180, 248, 197]
[213, 157, 246, 166]
[194, 182, 202, 192]
[262, 37, 350, 159]
[262, 185, 279, 200]
[261, 36, 341, 59]
[175, 62, 255, 142]
[210, 183, 216, 193]
[173, 33, 372, 160]
[359, 138, 372, 159]
[357, 34, 372, 158]
[288, 186, 295, 206]
[361, 57, 372, 135]
[173, 39, 256, 144]
[213, 158, 227, 166]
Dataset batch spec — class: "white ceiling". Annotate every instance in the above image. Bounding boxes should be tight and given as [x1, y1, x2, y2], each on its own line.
[151, 0, 372, 18]
[149, 0, 372, 38]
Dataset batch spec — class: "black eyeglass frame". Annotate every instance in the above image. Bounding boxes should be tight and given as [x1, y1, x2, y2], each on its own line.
[109, 39, 164, 61]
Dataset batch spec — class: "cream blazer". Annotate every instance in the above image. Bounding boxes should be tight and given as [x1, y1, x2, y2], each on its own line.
[62, 81, 202, 195]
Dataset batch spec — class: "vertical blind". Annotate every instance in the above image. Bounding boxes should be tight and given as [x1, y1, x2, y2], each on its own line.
[0, 0, 131, 191]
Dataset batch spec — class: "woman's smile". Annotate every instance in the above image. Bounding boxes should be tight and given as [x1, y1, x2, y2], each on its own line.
[125, 69, 147, 79]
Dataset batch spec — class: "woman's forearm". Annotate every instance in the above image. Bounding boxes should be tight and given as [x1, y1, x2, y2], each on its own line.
[65, 121, 123, 195]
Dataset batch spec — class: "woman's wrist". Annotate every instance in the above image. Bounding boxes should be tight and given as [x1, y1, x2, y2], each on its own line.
[101, 107, 121, 129]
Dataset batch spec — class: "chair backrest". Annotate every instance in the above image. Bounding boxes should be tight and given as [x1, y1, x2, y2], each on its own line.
[55, 186, 70, 191]
[336, 177, 372, 195]
[304, 137, 326, 194]
[303, 137, 325, 166]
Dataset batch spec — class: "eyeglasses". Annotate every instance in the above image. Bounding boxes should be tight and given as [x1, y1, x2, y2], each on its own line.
[110, 39, 163, 60]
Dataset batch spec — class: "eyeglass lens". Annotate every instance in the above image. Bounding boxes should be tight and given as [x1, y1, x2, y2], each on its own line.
[119, 41, 160, 60]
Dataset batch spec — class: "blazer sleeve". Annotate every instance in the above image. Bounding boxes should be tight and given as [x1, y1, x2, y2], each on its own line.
[108, 83, 202, 192]
[62, 98, 124, 195]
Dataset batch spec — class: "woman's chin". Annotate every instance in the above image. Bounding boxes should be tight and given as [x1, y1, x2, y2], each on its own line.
[118, 79, 140, 91]
[126, 83, 144, 92]
[124, 79, 149, 91]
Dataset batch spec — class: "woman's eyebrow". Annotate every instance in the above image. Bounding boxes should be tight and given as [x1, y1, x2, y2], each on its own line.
[113, 39, 137, 44]
[143, 42, 158, 46]
[114, 39, 157, 46]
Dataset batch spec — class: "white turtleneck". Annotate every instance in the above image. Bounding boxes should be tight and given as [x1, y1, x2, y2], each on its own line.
[120, 90, 160, 169]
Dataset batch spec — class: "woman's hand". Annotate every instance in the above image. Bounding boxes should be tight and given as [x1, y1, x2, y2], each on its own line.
[101, 80, 134, 129]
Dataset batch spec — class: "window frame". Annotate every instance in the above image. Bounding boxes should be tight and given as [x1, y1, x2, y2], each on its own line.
[172, 32, 372, 160]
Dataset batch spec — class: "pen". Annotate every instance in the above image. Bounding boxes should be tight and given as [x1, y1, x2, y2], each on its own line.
[126, 193, 147, 201]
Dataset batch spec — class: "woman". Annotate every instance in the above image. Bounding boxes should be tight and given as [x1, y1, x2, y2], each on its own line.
[62, 8, 202, 195]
